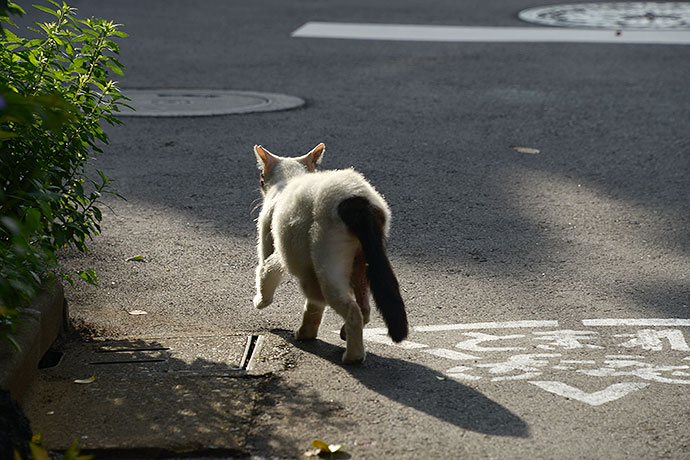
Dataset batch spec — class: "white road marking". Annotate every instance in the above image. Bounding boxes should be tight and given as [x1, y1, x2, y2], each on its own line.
[446, 365, 482, 381]
[423, 348, 480, 360]
[529, 381, 650, 406]
[455, 332, 526, 352]
[355, 319, 690, 405]
[616, 329, 690, 351]
[414, 320, 559, 332]
[360, 328, 428, 349]
[583, 319, 690, 327]
[292, 22, 690, 45]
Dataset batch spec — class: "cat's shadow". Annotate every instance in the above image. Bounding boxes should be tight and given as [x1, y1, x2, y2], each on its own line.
[273, 329, 529, 438]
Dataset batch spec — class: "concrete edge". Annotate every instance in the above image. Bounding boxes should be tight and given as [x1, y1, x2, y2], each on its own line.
[0, 280, 66, 402]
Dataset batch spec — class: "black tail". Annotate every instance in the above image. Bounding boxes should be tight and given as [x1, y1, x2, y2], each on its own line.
[337, 196, 408, 342]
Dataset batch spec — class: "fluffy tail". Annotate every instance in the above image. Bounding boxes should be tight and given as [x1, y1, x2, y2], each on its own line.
[337, 196, 408, 342]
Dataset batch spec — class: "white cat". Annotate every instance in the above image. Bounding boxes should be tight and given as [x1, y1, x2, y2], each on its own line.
[252, 143, 408, 364]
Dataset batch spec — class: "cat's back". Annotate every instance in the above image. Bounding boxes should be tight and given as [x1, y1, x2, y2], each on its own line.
[286, 168, 389, 222]
[287, 168, 377, 200]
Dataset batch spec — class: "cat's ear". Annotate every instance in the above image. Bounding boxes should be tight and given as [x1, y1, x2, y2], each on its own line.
[298, 143, 325, 172]
[254, 145, 278, 173]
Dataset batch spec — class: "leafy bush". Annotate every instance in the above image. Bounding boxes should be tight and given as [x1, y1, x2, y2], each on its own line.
[0, 1, 128, 348]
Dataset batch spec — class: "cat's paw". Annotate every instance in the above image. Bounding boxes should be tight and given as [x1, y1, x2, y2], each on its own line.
[295, 326, 318, 341]
[342, 350, 365, 365]
[253, 294, 272, 309]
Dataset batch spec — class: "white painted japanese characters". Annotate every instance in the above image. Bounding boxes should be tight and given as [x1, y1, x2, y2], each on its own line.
[353, 319, 690, 406]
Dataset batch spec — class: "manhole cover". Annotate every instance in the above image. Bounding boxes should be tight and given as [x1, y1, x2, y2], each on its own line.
[120, 89, 304, 117]
[518, 2, 690, 29]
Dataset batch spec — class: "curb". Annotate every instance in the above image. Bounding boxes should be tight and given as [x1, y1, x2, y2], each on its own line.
[0, 281, 67, 402]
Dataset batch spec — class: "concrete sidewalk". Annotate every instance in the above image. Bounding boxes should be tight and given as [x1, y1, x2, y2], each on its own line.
[21, 331, 291, 458]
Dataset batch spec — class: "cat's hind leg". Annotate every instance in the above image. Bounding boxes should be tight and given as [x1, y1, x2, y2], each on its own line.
[296, 274, 326, 340]
[334, 294, 365, 364]
[314, 252, 365, 364]
[253, 253, 283, 309]
[341, 249, 370, 341]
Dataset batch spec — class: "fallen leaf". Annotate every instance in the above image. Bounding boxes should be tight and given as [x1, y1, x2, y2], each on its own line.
[311, 440, 330, 451]
[327, 445, 343, 454]
[126, 254, 144, 262]
[74, 375, 95, 384]
[308, 440, 345, 458]
[512, 146, 540, 154]
[127, 310, 148, 316]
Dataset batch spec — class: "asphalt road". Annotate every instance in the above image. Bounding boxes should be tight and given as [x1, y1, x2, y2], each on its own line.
[19, 0, 690, 458]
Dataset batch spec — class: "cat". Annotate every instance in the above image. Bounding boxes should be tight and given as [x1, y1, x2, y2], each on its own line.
[252, 143, 408, 364]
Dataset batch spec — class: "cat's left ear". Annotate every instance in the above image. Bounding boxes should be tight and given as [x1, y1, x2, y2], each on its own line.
[298, 143, 325, 172]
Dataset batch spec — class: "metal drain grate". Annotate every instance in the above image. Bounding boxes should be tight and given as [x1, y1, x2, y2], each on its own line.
[518, 2, 690, 29]
[88, 346, 171, 366]
[240, 334, 264, 371]
[119, 89, 305, 117]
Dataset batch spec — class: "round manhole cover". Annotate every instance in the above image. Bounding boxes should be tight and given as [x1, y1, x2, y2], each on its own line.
[119, 89, 304, 117]
[518, 2, 690, 29]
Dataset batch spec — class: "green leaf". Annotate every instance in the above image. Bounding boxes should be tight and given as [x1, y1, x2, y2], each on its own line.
[126, 254, 143, 262]
[104, 60, 123, 75]
[2, 29, 21, 43]
[32, 5, 58, 17]
[29, 443, 51, 460]
[7, 2, 26, 15]
[77, 268, 98, 285]
[4, 334, 21, 351]
[104, 40, 119, 52]
[63, 438, 94, 460]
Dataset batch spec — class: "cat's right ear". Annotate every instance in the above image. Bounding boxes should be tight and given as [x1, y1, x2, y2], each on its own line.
[298, 143, 325, 172]
[254, 145, 278, 174]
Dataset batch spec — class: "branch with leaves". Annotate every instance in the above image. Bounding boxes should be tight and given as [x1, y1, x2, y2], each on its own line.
[0, 1, 128, 348]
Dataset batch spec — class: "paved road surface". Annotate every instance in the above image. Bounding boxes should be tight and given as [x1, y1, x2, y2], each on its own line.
[20, 0, 690, 458]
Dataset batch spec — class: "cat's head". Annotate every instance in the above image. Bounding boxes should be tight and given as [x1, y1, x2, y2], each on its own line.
[253, 143, 325, 193]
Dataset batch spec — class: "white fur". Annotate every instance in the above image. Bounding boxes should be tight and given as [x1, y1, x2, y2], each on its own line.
[252, 144, 390, 364]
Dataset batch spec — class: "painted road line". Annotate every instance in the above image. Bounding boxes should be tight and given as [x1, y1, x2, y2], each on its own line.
[423, 348, 480, 360]
[292, 22, 690, 45]
[583, 318, 690, 327]
[414, 320, 559, 332]
[360, 328, 428, 349]
[529, 381, 650, 406]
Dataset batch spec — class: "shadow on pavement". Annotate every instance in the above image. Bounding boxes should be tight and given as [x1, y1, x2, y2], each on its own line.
[279, 329, 530, 439]
[23, 334, 265, 458]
